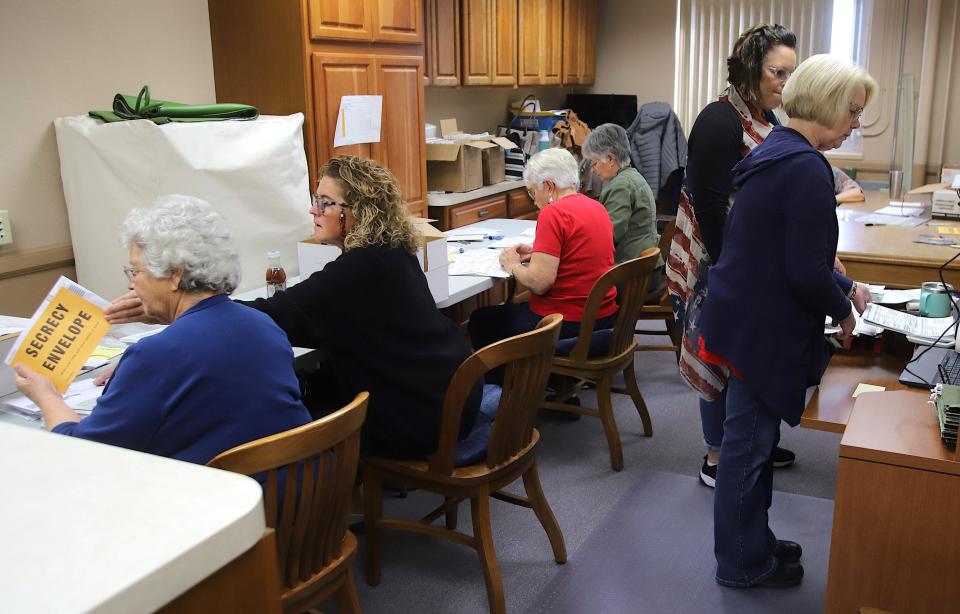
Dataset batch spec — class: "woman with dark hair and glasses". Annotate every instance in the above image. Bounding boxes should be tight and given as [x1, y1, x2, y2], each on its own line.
[667, 23, 870, 488]
[107, 156, 481, 460]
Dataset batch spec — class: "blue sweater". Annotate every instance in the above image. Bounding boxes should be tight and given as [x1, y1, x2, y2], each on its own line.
[698, 127, 854, 425]
[54, 294, 311, 464]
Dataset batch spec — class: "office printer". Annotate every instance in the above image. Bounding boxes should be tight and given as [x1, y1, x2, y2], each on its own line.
[932, 188, 960, 220]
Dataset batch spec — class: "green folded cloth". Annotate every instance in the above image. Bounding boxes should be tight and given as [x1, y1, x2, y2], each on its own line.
[89, 85, 259, 124]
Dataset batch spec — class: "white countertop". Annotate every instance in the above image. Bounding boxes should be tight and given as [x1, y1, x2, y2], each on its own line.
[426, 179, 526, 208]
[0, 422, 265, 613]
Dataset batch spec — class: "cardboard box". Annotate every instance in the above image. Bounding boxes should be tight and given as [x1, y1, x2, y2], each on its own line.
[297, 238, 342, 279]
[426, 119, 515, 192]
[296, 219, 449, 302]
[0, 334, 18, 398]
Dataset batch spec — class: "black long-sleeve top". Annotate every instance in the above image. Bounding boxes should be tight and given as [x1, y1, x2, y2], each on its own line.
[242, 245, 481, 459]
[685, 101, 779, 263]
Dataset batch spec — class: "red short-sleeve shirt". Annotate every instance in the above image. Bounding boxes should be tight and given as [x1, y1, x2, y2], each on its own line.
[529, 193, 617, 322]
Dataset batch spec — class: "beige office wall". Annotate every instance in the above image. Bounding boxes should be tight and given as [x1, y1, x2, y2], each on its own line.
[588, 0, 676, 108]
[0, 0, 214, 314]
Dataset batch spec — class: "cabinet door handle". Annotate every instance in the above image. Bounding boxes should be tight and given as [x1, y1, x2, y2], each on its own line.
[477, 209, 489, 218]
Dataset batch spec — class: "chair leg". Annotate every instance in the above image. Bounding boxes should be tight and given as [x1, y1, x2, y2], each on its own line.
[335, 565, 362, 614]
[521, 460, 566, 563]
[470, 492, 506, 614]
[622, 360, 653, 437]
[363, 466, 384, 587]
[596, 375, 625, 471]
[665, 317, 681, 362]
[444, 496, 459, 530]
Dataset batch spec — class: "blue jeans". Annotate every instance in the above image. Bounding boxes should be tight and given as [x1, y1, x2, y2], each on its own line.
[699, 389, 726, 450]
[714, 376, 781, 586]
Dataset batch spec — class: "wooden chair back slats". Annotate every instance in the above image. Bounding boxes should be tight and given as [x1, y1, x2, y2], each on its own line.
[658, 219, 676, 263]
[428, 314, 564, 475]
[487, 343, 555, 466]
[565, 249, 661, 363]
[207, 393, 368, 598]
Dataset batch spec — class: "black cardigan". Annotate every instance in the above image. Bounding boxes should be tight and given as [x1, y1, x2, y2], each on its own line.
[685, 101, 779, 264]
[242, 245, 480, 459]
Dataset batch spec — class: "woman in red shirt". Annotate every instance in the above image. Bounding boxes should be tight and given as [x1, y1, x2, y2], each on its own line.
[468, 148, 617, 384]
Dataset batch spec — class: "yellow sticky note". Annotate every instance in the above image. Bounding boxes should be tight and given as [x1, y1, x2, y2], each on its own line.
[11, 287, 110, 393]
[852, 383, 886, 398]
[88, 345, 125, 361]
[937, 226, 960, 235]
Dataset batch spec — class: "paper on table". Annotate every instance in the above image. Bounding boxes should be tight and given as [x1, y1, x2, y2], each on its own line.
[118, 325, 166, 344]
[447, 226, 503, 238]
[448, 248, 511, 278]
[487, 235, 535, 248]
[83, 345, 126, 369]
[332, 95, 382, 147]
[886, 200, 926, 209]
[874, 205, 924, 217]
[855, 212, 929, 228]
[875, 288, 922, 304]
[862, 303, 955, 340]
[3, 377, 103, 416]
[852, 383, 886, 398]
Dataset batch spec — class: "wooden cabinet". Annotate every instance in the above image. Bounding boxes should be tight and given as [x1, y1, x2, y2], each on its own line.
[307, 0, 422, 43]
[518, 0, 562, 85]
[429, 187, 537, 230]
[562, 0, 596, 84]
[461, 0, 517, 86]
[209, 0, 427, 218]
[425, 0, 461, 86]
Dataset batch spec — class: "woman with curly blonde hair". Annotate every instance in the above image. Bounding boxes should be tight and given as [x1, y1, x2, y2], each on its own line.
[106, 155, 481, 460]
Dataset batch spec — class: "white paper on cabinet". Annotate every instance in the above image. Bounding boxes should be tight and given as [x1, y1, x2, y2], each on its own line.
[333, 96, 383, 147]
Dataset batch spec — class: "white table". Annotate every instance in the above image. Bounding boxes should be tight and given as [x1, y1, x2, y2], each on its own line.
[0, 421, 265, 613]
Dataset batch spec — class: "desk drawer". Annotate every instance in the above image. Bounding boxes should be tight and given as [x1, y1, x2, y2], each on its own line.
[507, 189, 536, 217]
[448, 195, 508, 229]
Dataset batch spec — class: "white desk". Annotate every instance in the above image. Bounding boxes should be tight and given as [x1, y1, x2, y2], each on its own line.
[0, 421, 265, 613]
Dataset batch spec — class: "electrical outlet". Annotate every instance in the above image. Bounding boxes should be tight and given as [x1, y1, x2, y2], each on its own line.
[0, 210, 11, 245]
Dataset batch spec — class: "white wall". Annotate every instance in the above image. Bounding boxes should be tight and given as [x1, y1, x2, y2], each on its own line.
[0, 0, 215, 314]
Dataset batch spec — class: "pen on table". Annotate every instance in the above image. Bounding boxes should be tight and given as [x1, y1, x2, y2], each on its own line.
[864, 223, 885, 227]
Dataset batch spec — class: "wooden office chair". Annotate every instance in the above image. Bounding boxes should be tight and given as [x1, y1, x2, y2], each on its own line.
[363, 314, 564, 614]
[635, 219, 681, 361]
[207, 393, 369, 614]
[543, 248, 660, 471]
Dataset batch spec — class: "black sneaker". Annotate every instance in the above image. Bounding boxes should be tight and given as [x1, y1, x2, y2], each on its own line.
[772, 446, 796, 468]
[699, 455, 717, 487]
[754, 560, 804, 588]
[773, 539, 802, 563]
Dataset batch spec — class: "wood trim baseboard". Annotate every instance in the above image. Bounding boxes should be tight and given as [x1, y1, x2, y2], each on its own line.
[0, 243, 75, 280]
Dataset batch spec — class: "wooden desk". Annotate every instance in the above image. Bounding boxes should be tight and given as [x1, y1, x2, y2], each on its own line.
[800, 338, 923, 433]
[825, 391, 960, 614]
[837, 191, 960, 288]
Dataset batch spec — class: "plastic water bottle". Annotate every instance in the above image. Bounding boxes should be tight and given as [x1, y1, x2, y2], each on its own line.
[266, 251, 286, 297]
[538, 130, 550, 151]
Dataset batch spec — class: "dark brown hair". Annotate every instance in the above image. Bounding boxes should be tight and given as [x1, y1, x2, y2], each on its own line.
[726, 24, 797, 106]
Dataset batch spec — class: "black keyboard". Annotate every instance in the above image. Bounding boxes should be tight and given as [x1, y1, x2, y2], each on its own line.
[939, 352, 960, 385]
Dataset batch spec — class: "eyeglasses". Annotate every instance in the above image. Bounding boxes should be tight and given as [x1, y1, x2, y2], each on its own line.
[311, 194, 351, 215]
[122, 265, 144, 280]
[848, 105, 864, 122]
[589, 156, 607, 169]
[526, 187, 537, 200]
[766, 65, 794, 82]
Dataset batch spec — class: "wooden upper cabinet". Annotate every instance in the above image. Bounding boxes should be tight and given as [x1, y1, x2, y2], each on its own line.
[375, 56, 428, 217]
[311, 53, 378, 163]
[562, 0, 596, 84]
[308, 0, 373, 41]
[461, 0, 516, 85]
[373, 0, 423, 43]
[519, 0, 562, 85]
[425, 0, 461, 86]
[308, 0, 421, 43]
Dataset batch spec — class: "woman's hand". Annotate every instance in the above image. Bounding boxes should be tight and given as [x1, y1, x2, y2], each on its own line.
[104, 291, 153, 324]
[836, 311, 856, 340]
[13, 364, 60, 404]
[516, 243, 534, 263]
[94, 362, 118, 387]
[499, 245, 523, 271]
[833, 256, 847, 276]
[852, 283, 871, 314]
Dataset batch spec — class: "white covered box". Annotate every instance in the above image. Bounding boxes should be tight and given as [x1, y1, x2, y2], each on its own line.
[54, 114, 312, 298]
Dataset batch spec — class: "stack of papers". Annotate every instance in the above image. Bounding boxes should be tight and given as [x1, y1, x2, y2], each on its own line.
[862, 303, 956, 343]
[873, 288, 922, 304]
[2, 378, 104, 420]
[448, 248, 511, 278]
[446, 226, 504, 242]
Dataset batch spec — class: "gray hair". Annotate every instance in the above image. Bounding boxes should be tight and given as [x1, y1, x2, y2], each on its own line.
[119, 194, 241, 294]
[581, 123, 632, 167]
[523, 148, 580, 191]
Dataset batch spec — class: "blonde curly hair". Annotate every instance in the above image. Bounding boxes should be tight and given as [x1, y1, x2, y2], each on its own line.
[318, 155, 419, 254]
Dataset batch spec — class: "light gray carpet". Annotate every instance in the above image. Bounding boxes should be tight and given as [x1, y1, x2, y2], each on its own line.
[335, 327, 842, 613]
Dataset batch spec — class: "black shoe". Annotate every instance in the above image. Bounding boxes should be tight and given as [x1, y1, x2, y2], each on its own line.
[754, 561, 804, 588]
[699, 455, 717, 488]
[772, 446, 796, 468]
[773, 539, 803, 563]
[545, 394, 582, 421]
